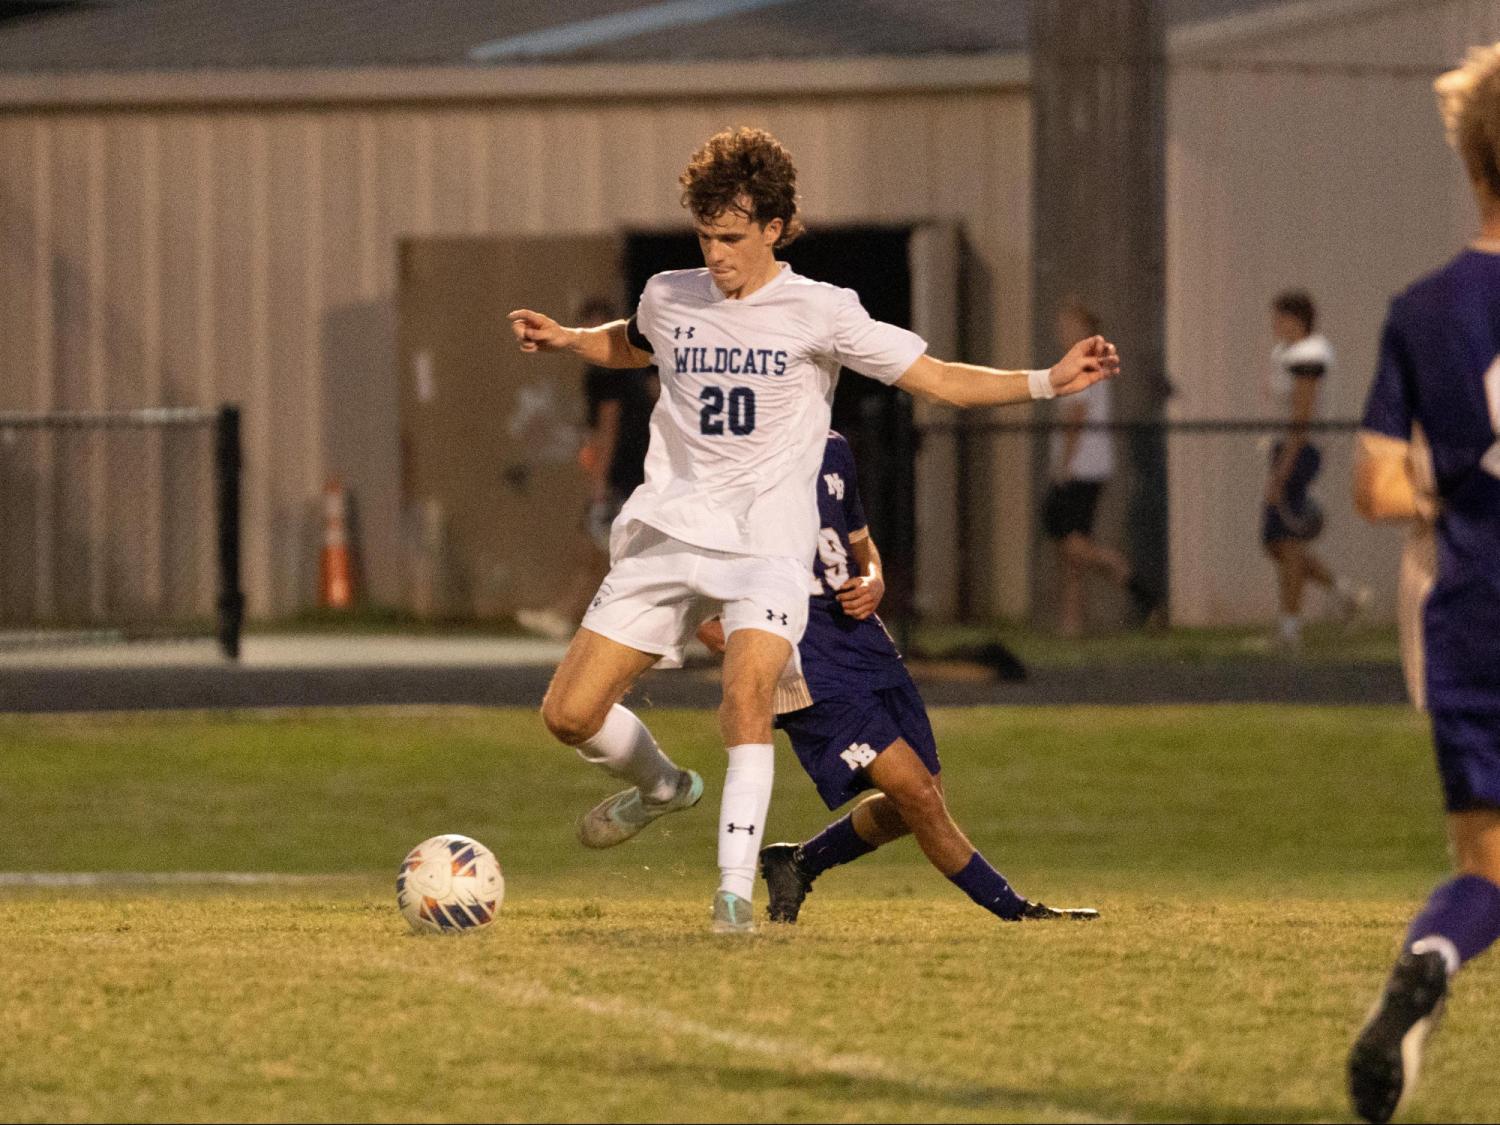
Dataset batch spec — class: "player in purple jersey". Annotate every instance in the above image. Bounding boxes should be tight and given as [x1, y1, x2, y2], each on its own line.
[1346, 42, 1500, 1125]
[701, 432, 1097, 925]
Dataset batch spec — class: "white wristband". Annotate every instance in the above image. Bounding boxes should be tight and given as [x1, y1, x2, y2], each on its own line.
[1027, 368, 1056, 400]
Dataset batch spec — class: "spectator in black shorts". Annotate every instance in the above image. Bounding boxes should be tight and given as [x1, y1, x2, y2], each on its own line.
[1261, 289, 1368, 651]
[517, 298, 658, 639]
[1042, 299, 1158, 635]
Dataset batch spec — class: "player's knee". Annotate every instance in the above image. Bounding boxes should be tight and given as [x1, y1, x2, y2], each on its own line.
[719, 679, 772, 731]
[539, 694, 601, 746]
[884, 774, 947, 824]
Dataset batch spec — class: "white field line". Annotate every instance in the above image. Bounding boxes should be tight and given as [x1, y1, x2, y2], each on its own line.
[0, 872, 362, 887]
[403, 962, 1128, 1125]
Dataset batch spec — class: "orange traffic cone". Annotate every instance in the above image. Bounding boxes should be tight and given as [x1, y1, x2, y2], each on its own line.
[320, 478, 355, 609]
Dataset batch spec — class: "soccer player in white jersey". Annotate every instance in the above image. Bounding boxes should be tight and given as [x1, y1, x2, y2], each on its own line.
[508, 127, 1119, 933]
[1346, 44, 1500, 1124]
[1262, 289, 1369, 651]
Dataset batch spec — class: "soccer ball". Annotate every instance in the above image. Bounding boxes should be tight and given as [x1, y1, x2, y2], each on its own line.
[396, 834, 505, 935]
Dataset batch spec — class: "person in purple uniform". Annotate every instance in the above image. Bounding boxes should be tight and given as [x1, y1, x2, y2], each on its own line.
[1346, 42, 1500, 1125]
[701, 431, 1097, 925]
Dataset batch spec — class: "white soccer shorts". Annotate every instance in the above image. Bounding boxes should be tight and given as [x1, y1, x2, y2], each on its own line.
[581, 522, 810, 668]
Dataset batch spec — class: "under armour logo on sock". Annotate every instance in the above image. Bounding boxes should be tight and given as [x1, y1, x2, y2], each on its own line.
[726, 823, 756, 835]
[765, 609, 788, 625]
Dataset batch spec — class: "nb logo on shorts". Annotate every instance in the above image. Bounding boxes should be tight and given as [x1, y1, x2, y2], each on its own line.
[840, 742, 878, 771]
[823, 472, 845, 500]
[766, 609, 788, 625]
[726, 823, 756, 835]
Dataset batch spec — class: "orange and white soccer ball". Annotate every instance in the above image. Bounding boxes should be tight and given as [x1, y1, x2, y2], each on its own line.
[396, 834, 505, 935]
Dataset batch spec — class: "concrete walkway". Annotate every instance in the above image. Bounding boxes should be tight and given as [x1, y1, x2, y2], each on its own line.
[0, 632, 1408, 713]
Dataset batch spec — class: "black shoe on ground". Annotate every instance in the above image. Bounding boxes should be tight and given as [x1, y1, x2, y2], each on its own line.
[759, 843, 814, 923]
[1018, 901, 1100, 921]
[1348, 949, 1449, 1124]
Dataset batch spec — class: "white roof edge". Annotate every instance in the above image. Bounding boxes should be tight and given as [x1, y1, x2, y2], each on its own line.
[0, 52, 1029, 111]
[1168, 0, 1426, 57]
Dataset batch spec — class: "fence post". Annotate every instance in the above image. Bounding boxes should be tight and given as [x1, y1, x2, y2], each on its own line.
[214, 404, 244, 661]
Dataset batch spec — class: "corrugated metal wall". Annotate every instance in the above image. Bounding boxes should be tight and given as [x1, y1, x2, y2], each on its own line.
[1164, 0, 1500, 626]
[0, 90, 1033, 621]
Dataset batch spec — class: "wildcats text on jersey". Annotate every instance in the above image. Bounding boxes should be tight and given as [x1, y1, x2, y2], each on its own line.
[671, 343, 789, 378]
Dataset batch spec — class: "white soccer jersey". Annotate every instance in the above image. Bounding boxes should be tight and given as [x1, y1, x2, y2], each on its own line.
[1050, 377, 1114, 482]
[619, 265, 926, 562]
[1268, 333, 1335, 408]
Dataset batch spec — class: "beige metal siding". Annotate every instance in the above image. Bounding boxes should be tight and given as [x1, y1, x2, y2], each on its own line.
[1164, 0, 1500, 626]
[0, 89, 1032, 620]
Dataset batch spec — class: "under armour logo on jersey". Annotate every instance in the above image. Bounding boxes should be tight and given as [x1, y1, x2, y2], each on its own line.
[766, 609, 788, 625]
[725, 823, 756, 835]
[673, 325, 696, 340]
[823, 472, 845, 500]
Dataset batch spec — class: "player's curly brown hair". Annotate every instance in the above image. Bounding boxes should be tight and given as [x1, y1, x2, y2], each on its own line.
[1436, 42, 1500, 201]
[679, 126, 804, 248]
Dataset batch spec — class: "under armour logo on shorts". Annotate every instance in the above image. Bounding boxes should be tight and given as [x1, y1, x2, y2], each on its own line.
[726, 823, 756, 835]
[765, 609, 788, 625]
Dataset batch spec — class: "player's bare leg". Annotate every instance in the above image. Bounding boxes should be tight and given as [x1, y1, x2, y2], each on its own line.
[1351, 808, 1500, 1123]
[541, 628, 703, 849]
[1058, 533, 1131, 636]
[711, 627, 792, 932]
[762, 741, 1097, 923]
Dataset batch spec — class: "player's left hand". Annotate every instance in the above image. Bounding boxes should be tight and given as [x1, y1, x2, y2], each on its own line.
[836, 571, 884, 620]
[1049, 336, 1120, 396]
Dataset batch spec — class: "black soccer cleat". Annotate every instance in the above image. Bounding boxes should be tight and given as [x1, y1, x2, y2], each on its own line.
[1348, 949, 1449, 1124]
[759, 843, 815, 923]
[1018, 900, 1100, 921]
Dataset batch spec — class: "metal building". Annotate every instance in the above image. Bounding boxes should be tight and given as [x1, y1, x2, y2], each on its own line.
[0, 0, 1494, 627]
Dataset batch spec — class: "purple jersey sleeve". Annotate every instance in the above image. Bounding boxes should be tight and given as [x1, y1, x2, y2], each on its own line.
[840, 439, 868, 536]
[1361, 313, 1415, 440]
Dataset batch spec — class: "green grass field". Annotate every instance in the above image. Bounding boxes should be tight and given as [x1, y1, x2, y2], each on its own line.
[2, 705, 1495, 1123]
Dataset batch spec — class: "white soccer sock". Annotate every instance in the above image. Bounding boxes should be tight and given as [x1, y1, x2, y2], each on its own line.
[574, 705, 680, 802]
[718, 743, 775, 901]
[1278, 613, 1302, 642]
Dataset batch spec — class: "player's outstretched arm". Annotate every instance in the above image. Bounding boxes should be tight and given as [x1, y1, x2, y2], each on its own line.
[506, 309, 651, 369]
[894, 335, 1119, 408]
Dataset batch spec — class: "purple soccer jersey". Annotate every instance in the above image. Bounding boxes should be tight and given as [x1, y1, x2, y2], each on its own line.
[798, 432, 911, 702]
[1361, 248, 1500, 714]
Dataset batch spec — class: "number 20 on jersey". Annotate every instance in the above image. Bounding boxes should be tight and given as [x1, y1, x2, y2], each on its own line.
[699, 386, 756, 436]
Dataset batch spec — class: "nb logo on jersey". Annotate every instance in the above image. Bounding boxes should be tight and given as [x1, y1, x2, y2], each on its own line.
[823, 472, 845, 501]
[766, 609, 788, 625]
[726, 823, 756, 835]
[673, 325, 696, 340]
[840, 742, 879, 771]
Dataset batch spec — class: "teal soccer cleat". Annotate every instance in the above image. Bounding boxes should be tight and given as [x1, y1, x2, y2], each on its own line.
[711, 890, 754, 934]
[577, 769, 704, 849]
